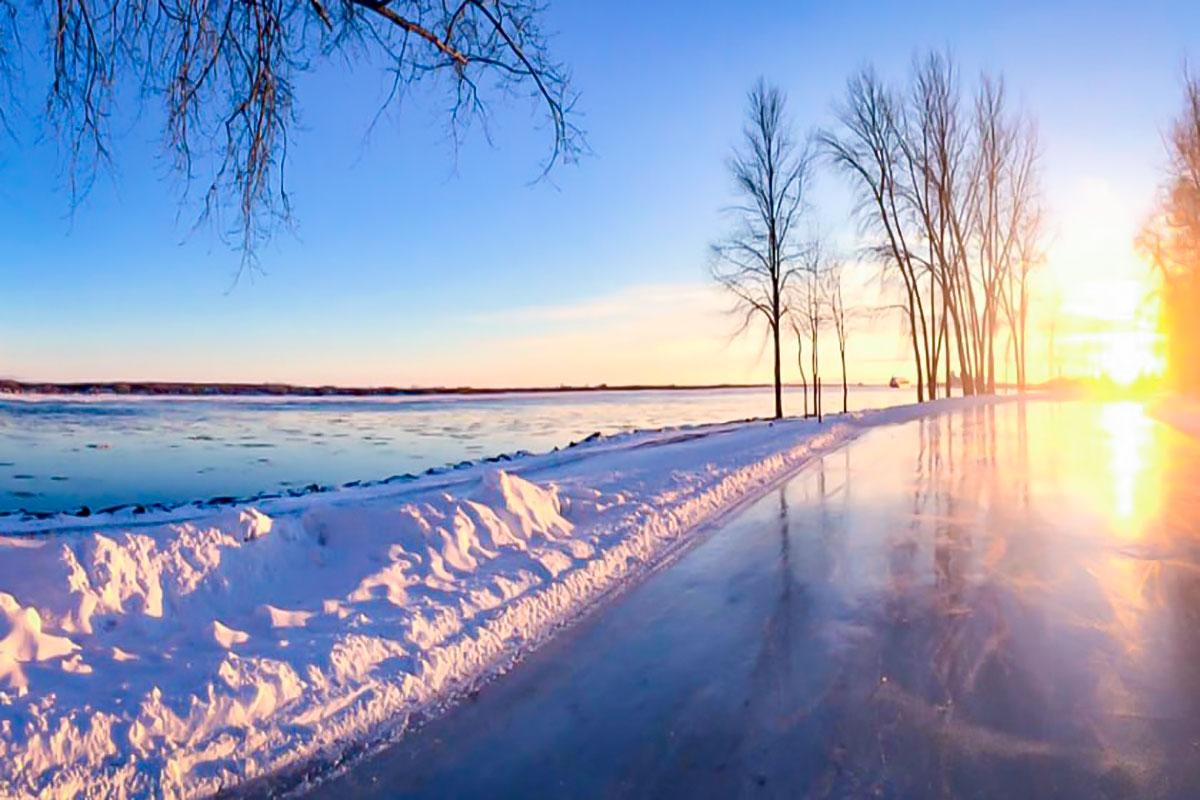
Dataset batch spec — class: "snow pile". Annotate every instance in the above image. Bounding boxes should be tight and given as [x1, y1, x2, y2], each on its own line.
[0, 593, 80, 692]
[0, 396, 1005, 798]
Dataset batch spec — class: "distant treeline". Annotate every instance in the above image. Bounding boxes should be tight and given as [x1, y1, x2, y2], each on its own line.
[0, 380, 841, 398]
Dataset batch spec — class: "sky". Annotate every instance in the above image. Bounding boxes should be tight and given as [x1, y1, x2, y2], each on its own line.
[1, 0, 1196, 387]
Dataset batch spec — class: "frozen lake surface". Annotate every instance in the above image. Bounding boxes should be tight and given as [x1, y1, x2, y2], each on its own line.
[0, 386, 911, 514]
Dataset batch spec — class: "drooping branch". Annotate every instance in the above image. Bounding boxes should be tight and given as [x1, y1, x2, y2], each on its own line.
[10, 0, 583, 262]
[349, 0, 468, 66]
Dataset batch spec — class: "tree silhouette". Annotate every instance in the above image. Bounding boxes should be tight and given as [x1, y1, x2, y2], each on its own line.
[711, 79, 811, 419]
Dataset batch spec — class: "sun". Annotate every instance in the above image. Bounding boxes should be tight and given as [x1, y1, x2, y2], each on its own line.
[1040, 178, 1165, 386]
[1094, 330, 1162, 386]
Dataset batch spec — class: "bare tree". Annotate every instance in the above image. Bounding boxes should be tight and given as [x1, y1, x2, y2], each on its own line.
[789, 318, 810, 417]
[711, 79, 812, 419]
[902, 52, 974, 399]
[1140, 69, 1200, 393]
[969, 77, 1043, 394]
[820, 67, 931, 402]
[0, 0, 583, 258]
[997, 150, 1043, 393]
[794, 237, 830, 421]
[827, 258, 850, 413]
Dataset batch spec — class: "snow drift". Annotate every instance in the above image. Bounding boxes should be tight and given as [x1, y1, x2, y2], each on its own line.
[0, 397, 1006, 799]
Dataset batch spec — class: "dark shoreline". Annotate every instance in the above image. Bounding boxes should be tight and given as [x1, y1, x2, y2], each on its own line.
[0, 380, 883, 398]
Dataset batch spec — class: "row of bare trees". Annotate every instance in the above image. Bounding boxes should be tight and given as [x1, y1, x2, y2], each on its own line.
[1140, 71, 1200, 394]
[714, 55, 1045, 419]
[821, 53, 1043, 403]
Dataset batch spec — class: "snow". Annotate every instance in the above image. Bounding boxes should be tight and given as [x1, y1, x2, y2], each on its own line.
[0, 396, 1010, 799]
[0, 593, 80, 692]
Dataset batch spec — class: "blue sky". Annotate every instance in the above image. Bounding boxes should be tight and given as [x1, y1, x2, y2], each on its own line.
[2, 0, 1196, 386]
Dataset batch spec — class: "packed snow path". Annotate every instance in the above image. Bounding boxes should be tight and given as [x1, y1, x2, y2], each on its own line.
[303, 399, 1200, 799]
[1, 398, 1005, 798]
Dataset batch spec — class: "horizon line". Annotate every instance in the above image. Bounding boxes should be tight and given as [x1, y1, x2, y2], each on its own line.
[0, 378, 906, 398]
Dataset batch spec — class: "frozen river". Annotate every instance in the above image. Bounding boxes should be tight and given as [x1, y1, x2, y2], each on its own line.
[0, 386, 910, 514]
[302, 399, 1200, 799]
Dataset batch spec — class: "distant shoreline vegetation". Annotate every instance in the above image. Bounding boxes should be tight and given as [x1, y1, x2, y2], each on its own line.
[0, 380, 902, 398]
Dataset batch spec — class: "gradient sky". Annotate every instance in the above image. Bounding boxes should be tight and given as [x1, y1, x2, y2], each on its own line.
[2, 0, 1196, 386]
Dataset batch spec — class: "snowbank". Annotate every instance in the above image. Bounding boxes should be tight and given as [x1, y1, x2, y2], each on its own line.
[0, 396, 1007, 798]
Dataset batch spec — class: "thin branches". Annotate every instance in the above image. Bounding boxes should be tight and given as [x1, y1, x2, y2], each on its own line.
[0, 0, 17, 135]
[821, 52, 1043, 400]
[8, 0, 584, 262]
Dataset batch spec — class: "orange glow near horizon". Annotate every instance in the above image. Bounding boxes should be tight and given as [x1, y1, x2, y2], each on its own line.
[1038, 178, 1164, 387]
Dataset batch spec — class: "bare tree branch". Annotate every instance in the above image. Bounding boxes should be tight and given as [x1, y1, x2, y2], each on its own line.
[6, 0, 584, 265]
[821, 52, 1043, 400]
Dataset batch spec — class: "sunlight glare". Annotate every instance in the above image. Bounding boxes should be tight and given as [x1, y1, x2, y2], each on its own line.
[1098, 402, 1160, 535]
[1041, 178, 1164, 385]
[1091, 330, 1164, 386]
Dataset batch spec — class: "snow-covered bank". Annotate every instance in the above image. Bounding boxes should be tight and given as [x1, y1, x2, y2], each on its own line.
[0, 396, 1009, 799]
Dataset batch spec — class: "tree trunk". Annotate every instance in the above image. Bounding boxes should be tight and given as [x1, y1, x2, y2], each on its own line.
[907, 292, 924, 402]
[797, 336, 809, 417]
[772, 322, 783, 419]
[947, 287, 973, 396]
[941, 302, 951, 397]
[810, 327, 820, 420]
[1018, 282, 1029, 392]
[841, 346, 848, 414]
[927, 270, 938, 400]
[986, 307, 996, 394]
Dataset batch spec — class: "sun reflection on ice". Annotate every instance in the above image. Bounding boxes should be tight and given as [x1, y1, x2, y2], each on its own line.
[1098, 401, 1160, 536]
[1089, 401, 1169, 678]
